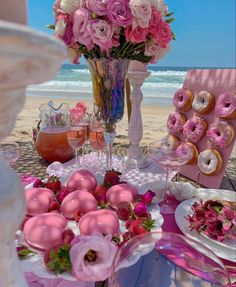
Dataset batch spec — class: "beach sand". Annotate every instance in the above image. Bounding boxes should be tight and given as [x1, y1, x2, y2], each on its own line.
[8, 96, 173, 146]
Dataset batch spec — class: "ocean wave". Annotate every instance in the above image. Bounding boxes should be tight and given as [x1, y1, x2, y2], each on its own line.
[147, 70, 187, 77]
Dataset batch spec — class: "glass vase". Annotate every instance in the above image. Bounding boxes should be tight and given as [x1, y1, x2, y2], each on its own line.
[87, 58, 130, 170]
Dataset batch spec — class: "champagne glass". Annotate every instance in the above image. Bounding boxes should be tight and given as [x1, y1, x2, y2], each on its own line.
[67, 126, 86, 170]
[0, 142, 20, 165]
[149, 141, 187, 215]
[77, 114, 90, 168]
[89, 116, 106, 171]
[109, 232, 231, 287]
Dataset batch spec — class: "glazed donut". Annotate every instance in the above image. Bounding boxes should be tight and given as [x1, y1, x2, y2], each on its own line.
[173, 88, 194, 111]
[176, 142, 199, 164]
[198, 149, 223, 175]
[207, 121, 235, 148]
[167, 112, 186, 135]
[192, 91, 215, 114]
[183, 117, 208, 143]
[215, 92, 236, 119]
[160, 135, 180, 153]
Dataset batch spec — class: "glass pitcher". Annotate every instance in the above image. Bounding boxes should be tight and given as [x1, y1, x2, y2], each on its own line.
[35, 101, 74, 163]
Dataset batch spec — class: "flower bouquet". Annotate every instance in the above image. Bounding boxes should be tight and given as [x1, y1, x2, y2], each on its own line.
[50, 0, 175, 169]
[187, 199, 236, 242]
[17, 169, 163, 283]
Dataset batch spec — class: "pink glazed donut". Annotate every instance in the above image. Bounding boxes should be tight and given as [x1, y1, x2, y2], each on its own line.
[78, 209, 119, 235]
[66, 169, 97, 193]
[106, 183, 137, 209]
[25, 188, 55, 216]
[183, 117, 208, 143]
[215, 92, 236, 119]
[23, 213, 67, 250]
[160, 135, 180, 153]
[176, 142, 199, 164]
[173, 88, 194, 111]
[167, 112, 186, 135]
[207, 121, 235, 148]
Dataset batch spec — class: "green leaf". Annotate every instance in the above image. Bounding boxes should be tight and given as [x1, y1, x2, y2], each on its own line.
[166, 12, 174, 17]
[46, 24, 55, 30]
[213, 205, 223, 213]
[165, 17, 175, 24]
[129, 53, 152, 63]
[171, 31, 176, 40]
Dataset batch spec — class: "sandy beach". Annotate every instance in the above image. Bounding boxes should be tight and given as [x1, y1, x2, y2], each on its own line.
[8, 95, 173, 147]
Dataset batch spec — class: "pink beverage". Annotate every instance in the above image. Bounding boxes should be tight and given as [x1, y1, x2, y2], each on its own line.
[35, 127, 74, 163]
[78, 122, 90, 140]
[89, 127, 106, 151]
[67, 126, 86, 149]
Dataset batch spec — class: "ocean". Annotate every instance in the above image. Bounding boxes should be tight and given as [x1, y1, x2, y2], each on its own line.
[27, 63, 188, 105]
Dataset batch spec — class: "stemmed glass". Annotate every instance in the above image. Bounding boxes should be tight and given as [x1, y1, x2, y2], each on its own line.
[149, 141, 187, 215]
[89, 115, 106, 171]
[77, 114, 90, 168]
[67, 125, 86, 170]
[0, 142, 21, 165]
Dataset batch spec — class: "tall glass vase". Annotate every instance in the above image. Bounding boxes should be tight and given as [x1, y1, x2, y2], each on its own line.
[87, 58, 130, 170]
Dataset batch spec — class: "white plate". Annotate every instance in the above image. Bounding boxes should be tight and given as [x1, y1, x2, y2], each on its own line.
[175, 198, 236, 262]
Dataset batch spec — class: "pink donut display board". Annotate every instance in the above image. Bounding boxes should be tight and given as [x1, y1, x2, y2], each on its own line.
[168, 69, 236, 188]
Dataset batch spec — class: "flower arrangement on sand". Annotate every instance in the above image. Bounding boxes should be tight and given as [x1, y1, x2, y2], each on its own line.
[50, 0, 175, 64]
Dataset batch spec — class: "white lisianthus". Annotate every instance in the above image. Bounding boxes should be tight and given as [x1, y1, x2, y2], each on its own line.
[150, 0, 167, 16]
[55, 18, 66, 37]
[129, 0, 151, 29]
[60, 0, 80, 14]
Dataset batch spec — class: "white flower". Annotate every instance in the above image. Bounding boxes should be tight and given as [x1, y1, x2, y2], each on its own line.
[129, 0, 151, 29]
[55, 18, 66, 37]
[150, 0, 167, 16]
[145, 40, 171, 63]
[60, 0, 80, 14]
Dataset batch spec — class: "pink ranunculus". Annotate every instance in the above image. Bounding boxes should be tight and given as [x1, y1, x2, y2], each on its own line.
[134, 202, 147, 216]
[86, 0, 108, 16]
[148, 7, 162, 36]
[70, 234, 118, 281]
[88, 19, 116, 51]
[73, 8, 94, 50]
[154, 20, 172, 48]
[143, 190, 156, 204]
[125, 25, 148, 43]
[107, 0, 133, 27]
[129, 0, 151, 29]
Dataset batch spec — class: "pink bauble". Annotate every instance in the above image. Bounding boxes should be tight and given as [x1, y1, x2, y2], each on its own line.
[106, 183, 138, 209]
[23, 213, 67, 250]
[25, 187, 55, 216]
[66, 169, 97, 193]
[79, 209, 119, 235]
[61, 190, 98, 219]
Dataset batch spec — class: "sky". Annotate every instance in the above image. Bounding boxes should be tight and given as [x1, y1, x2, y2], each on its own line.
[27, 0, 236, 68]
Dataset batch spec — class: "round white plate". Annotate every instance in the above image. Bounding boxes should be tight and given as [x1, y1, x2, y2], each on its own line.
[175, 198, 236, 262]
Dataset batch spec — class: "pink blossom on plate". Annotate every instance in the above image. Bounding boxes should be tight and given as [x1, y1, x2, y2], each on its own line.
[70, 234, 118, 281]
[129, 0, 151, 29]
[86, 0, 108, 16]
[125, 25, 148, 43]
[69, 102, 87, 124]
[73, 8, 94, 50]
[107, 0, 133, 27]
[88, 19, 116, 51]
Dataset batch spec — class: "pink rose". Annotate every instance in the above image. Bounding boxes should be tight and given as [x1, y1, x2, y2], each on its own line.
[125, 26, 148, 43]
[148, 7, 162, 36]
[107, 0, 133, 27]
[70, 234, 118, 281]
[145, 40, 170, 63]
[129, 0, 151, 29]
[73, 8, 94, 50]
[86, 0, 108, 16]
[88, 19, 116, 51]
[154, 20, 172, 48]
